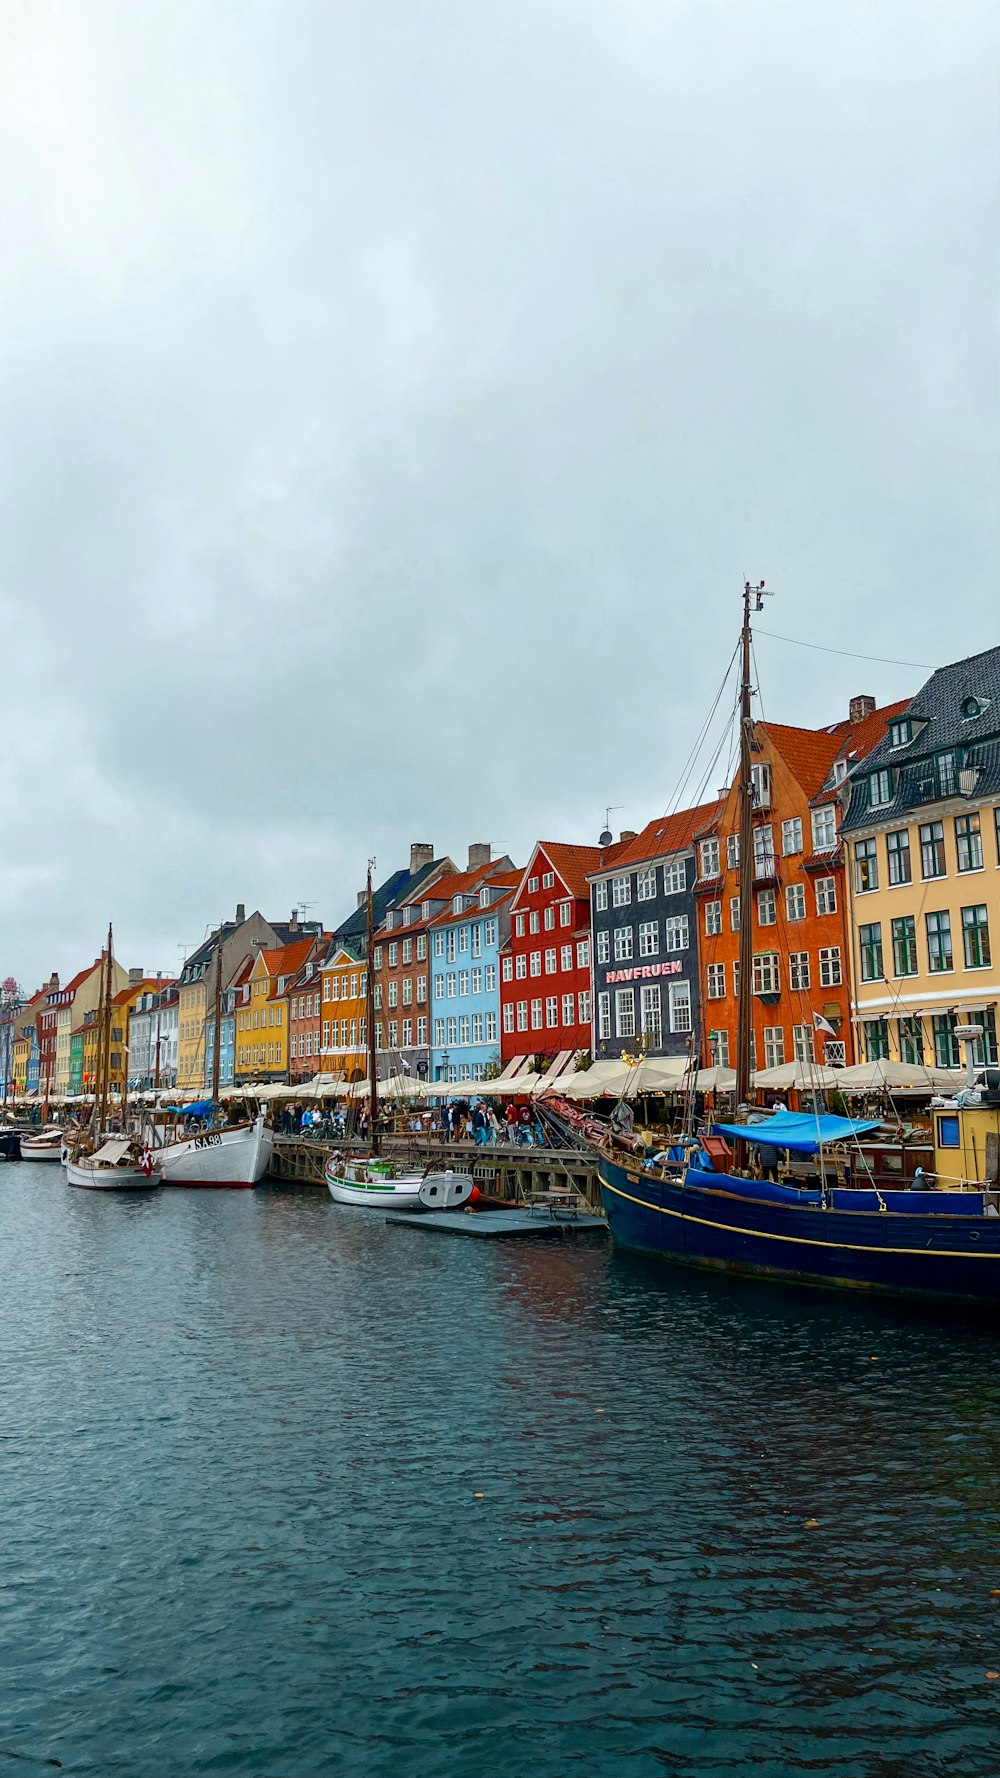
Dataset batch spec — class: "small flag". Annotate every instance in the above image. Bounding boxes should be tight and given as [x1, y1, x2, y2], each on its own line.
[399, 1056, 411, 1071]
[813, 1012, 837, 1036]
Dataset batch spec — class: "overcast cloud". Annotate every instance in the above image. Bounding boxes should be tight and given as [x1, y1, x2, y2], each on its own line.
[0, 0, 996, 987]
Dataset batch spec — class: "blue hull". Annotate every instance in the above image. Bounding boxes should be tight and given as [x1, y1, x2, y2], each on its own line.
[599, 1159, 1000, 1304]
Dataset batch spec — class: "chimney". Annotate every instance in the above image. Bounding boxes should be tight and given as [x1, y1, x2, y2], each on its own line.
[619, 830, 637, 843]
[235, 903, 246, 924]
[128, 967, 143, 986]
[48, 973, 59, 990]
[289, 909, 300, 931]
[467, 842, 491, 870]
[849, 694, 876, 724]
[357, 890, 367, 909]
[410, 842, 434, 875]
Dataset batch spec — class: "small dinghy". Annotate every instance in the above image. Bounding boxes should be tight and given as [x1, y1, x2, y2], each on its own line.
[65, 1137, 158, 1192]
[20, 1126, 65, 1162]
[417, 1171, 476, 1211]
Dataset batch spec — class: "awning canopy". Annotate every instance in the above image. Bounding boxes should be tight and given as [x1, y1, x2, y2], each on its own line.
[712, 1110, 884, 1154]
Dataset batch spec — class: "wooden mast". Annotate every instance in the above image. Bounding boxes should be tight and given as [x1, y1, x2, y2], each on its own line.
[365, 859, 380, 1155]
[735, 584, 757, 1107]
[211, 946, 223, 1111]
[94, 922, 114, 1136]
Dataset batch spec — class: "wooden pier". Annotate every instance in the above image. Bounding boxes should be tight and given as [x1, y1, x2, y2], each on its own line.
[266, 1134, 604, 1211]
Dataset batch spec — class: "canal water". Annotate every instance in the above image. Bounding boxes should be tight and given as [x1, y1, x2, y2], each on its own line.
[0, 1164, 997, 1777]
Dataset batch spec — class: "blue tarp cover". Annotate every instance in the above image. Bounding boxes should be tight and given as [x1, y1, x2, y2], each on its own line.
[163, 1099, 214, 1118]
[711, 1110, 883, 1155]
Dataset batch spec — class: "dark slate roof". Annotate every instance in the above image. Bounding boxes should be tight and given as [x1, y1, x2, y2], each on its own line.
[329, 859, 449, 948]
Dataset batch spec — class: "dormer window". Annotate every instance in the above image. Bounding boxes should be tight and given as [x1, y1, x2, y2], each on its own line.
[961, 696, 987, 721]
[479, 887, 490, 908]
[888, 720, 912, 748]
[453, 895, 463, 914]
[403, 906, 414, 926]
[868, 768, 894, 808]
[385, 910, 395, 932]
[832, 759, 847, 784]
[421, 900, 431, 920]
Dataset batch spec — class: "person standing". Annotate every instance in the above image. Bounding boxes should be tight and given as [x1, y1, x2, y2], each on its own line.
[505, 1099, 519, 1145]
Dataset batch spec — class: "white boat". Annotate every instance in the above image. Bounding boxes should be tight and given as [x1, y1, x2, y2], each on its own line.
[417, 1171, 476, 1210]
[149, 1112, 273, 1188]
[20, 1127, 66, 1162]
[325, 1153, 426, 1209]
[65, 1137, 158, 1191]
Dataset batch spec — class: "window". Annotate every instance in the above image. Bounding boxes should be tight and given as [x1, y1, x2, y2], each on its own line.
[707, 963, 726, 999]
[545, 997, 559, 1028]
[459, 926, 470, 953]
[926, 910, 953, 972]
[530, 1000, 543, 1029]
[544, 907, 555, 931]
[458, 971, 469, 996]
[595, 882, 608, 911]
[886, 829, 911, 886]
[402, 978, 413, 1005]
[640, 984, 662, 1045]
[962, 905, 991, 968]
[663, 858, 687, 894]
[544, 948, 557, 974]
[996, 806, 1000, 865]
[711, 1029, 730, 1068]
[515, 913, 525, 937]
[751, 761, 771, 808]
[858, 922, 883, 981]
[485, 1013, 497, 1043]
[445, 974, 455, 999]
[542, 871, 555, 889]
[417, 975, 427, 1003]
[662, 915, 687, 952]
[638, 920, 659, 957]
[792, 1023, 815, 1063]
[502, 1004, 514, 1034]
[782, 817, 803, 856]
[612, 875, 631, 907]
[785, 883, 806, 921]
[855, 838, 879, 893]
[613, 927, 633, 961]
[812, 805, 837, 851]
[973, 1008, 999, 1067]
[789, 952, 810, 991]
[484, 965, 496, 991]
[729, 896, 741, 932]
[446, 932, 456, 961]
[705, 901, 722, 937]
[955, 813, 982, 873]
[897, 1016, 924, 1065]
[615, 989, 635, 1038]
[516, 1002, 528, 1031]
[752, 953, 780, 995]
[502, 957, 513, 982]
[516, 955, 527, 978]
[936, 751, 958, 797]
[401, 938, 412, 964]
[578, 990, 591, 1025]
[920, 821, 946, 879]
[434, 932, 445, 957]
[562, 994, 574, 1027]
[527, 876, 538, 894]
[668, 980, 692, 1033]
[577, 939, 590, 969]
[560, 945, 573, 971]
[815, 876, 837, 916]
[891, 916, 917, 976]
[598, 992, 611, 1041]
[699, 838, 720, 879]
[763, 1026, 785, 1068]
[388, 1020, 398, 1048]
[559, 904, 572, 928]
[933, 1013, 960, 1070]
[417, 1017, 428, 1046]
[373, 945, 382, 970]
[596, 930, 610, 965]
[483, 919, 497, 946]
[865, 1020, 890, 1061]
[726, 834, 740, 870]
[416, 935, 427, 961]
[530, 951, 541, 976]
[869, 768, 893, 808]
[637, 867, 657, 901]
[756, 889, 776, 926]
[889, 719, 912, 748]
[402, 1019, 413, 1046]
[529, 912, 539, 935]
[387, 942, 397, 968]
[753, 827, 775, 877]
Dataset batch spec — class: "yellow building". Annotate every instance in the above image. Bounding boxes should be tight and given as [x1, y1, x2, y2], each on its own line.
[842, 650, 1000, 1071]
[318, 946, 368, 1081]
[54, 954, 128, 1094]
[177, 908, 281, 1088]
[234, 938, 318, 1082]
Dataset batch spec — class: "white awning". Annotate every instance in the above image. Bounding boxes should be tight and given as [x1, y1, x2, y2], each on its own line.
[91, 1139, 131, 1164]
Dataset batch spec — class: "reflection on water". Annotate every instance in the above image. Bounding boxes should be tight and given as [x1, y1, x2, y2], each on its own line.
[0, 1166, 997, 1776]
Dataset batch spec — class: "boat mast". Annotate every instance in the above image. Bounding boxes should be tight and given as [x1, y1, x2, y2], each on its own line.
[211, 946, 223, 1111]
[366, 859, 380, 1156]
[94, 922, 113, 1135]
[736, 583, 765, 1107]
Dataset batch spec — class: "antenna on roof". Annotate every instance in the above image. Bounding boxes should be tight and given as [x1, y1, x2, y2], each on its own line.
[600, 805, 623, 847]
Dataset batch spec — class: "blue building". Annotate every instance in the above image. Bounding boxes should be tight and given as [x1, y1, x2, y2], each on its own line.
[589, 805, 713, 1061]
[429, 868, 519, 1082]
[204, 985, 237, 1090]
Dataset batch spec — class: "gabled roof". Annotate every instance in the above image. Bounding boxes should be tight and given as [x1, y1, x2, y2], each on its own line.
[332, 858, 453, 945]
[764, 721, 851, 800]
[258, 938, 318, 992]
[112, 979, 161, 1007]
[592, 800, 722, 875]
[62, 961, 102, 999]
[514, 841, 614, 904]
[424, 866, 520, 929]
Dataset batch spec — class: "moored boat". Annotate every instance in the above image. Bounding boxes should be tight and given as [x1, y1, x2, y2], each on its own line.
[20, 1126, 65, 1161]
[65, 1137, 158, 1192]
[149, 1107, 273, 1188]
[325, 1153, 426, 1209]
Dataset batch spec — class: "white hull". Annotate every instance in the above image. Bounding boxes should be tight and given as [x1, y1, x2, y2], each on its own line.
[325, 1156, 424, 1210]
[152, 1115, 273, 1188]
[20, 1144, 65, 1161]
[65, 1158, 156, 1191]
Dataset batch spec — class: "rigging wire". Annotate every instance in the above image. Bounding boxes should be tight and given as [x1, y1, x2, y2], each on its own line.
[753, 629, 932, 671]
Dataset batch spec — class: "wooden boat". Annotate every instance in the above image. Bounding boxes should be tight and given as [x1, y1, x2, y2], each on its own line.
[20, 1126, 65, 1161]
[65, 1137, 158, 1192]
[148, 1106, 273, 1188]
[325, 1153, 426, 1209]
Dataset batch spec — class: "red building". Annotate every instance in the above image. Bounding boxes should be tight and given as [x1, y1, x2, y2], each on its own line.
[500, 841, 612, 1068]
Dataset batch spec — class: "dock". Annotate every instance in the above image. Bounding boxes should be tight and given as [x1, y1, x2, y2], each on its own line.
[267, 1134, 603, 1209]
[383, 1207, 608, 1238]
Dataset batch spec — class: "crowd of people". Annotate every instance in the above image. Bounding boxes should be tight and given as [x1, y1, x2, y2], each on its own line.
[271, 1095, 549, 1148]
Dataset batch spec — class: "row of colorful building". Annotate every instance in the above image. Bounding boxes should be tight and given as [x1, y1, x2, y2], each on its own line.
[3, 646, 999, 1098]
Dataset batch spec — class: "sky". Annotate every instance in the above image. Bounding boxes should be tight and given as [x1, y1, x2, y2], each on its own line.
[0, 0, 997, 989]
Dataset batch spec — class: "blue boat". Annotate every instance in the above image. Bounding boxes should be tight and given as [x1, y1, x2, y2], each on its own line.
[598, 1108, 1000, 1303]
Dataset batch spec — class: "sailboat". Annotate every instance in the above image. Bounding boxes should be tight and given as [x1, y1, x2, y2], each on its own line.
[596, 583, 1000, 1304]
[64, 925, 158, 1191]
[144, 948, 273, 1187]
[325, 862, 430, 1209]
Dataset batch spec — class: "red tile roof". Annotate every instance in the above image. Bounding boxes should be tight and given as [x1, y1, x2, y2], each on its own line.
[530, 842, 610, 900]
[260, 938, 319, 988]
[764, 721, 851, 799]
[607, 799, 724, 871]
[112, 979, 162, 1007]
[841, 697, 911, 767]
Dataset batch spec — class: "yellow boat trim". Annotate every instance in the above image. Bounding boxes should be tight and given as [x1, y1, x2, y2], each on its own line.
[598, 1176, 1000, 1261]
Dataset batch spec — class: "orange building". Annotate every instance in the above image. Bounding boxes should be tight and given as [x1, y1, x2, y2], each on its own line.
[234, 937, 322, 1083]
[319, 945, 369, 1082]
[694, 695, 906, 1074]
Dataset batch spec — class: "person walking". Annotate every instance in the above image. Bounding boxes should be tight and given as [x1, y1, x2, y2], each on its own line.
[505, 1099, 519, 1146]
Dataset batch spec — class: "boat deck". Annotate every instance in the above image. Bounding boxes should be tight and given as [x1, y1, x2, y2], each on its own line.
[383, 1207, 608, 1238]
